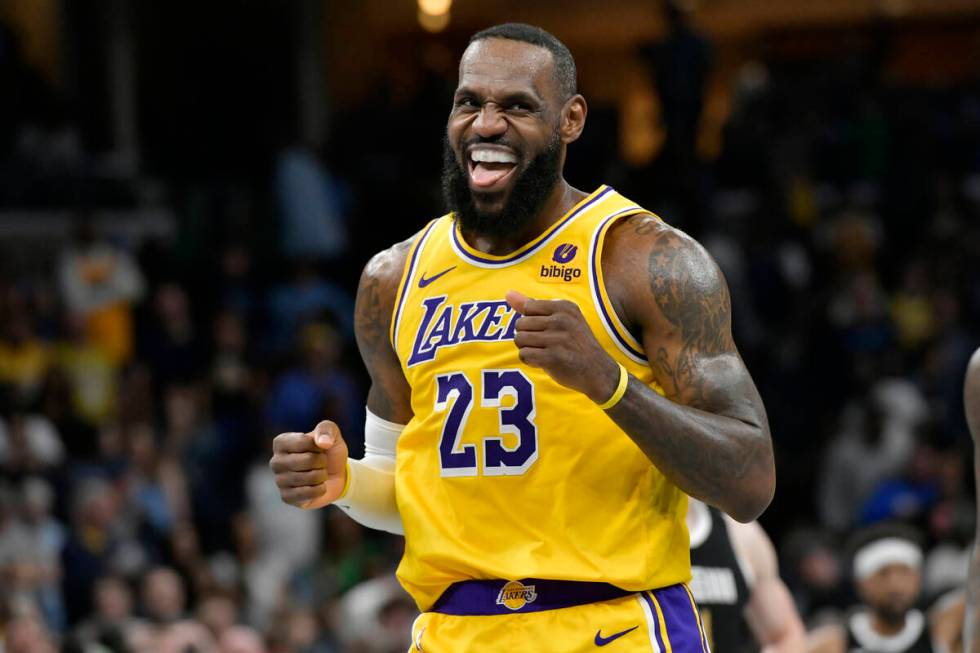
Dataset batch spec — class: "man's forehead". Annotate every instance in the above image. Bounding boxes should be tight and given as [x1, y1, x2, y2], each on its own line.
[457, 38, 554, 95]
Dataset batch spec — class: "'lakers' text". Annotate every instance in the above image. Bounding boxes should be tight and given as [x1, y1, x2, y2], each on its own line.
[408, 296, 518, 366]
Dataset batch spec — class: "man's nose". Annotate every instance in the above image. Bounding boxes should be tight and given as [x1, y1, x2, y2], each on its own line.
[472, 103, 506, 138]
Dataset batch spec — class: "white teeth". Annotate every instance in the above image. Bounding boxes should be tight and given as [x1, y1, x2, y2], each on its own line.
[470, 149, 517, 164]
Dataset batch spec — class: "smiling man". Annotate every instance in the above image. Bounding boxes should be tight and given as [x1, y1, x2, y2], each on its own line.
[270, 23, 775, 652]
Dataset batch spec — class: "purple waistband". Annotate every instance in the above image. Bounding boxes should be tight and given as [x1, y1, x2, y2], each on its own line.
[430, 579, 635, 616]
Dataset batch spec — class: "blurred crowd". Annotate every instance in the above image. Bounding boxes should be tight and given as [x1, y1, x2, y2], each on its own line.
[2, 7, 980, 653]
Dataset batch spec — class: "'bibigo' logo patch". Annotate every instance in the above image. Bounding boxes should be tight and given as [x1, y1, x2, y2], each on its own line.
[496, 580, 538, 610]
[541, 243, 582, 283]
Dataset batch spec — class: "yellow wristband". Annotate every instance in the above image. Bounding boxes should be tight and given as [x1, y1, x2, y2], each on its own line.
[598, 363, 629, 410]
[337, 459, 353, 500]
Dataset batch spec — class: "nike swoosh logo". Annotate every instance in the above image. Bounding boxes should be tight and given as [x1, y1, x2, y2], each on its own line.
[594, 626, 638, 647]
[418, 266, 456, 288]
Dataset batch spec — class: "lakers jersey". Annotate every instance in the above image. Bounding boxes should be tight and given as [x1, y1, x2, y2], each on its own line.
[389, 185, 691, 611]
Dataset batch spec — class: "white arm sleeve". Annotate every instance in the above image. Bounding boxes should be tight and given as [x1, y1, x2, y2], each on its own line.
[334, 408, 404, 535]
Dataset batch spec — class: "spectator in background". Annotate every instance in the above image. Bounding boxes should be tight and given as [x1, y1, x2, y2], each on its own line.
[161, 383, 230, 552]
[0, 404, 64, 476]
[647, 0, 711, 164]
[123, 422, 190, 558]
[209, 309, 261, 514]
[267, 607, 334, 653]
[0, 304, 50, 407]
[216, 243, 260, 320]
[141, 566, 187, 625]
[197, 592, 239, 642]
[240, 462, 321, 628]
[819, 378, 927, 532]
[10, 478, 66, 632]
[72, 574, 145, 649]
[58, 217, 145, 366]
[54, 313, 116, 426]
[275, 143, 350, 263]
[265, 263, 353, 353]
[60, 477, 123, 624]
[806, 524, 942, 653]
[140, 283, 206, 390]
[37, 365, 99, 462]
[337, 576, 417, 653]
[264, 319, 360, 445]
[3, 612, 59, 653]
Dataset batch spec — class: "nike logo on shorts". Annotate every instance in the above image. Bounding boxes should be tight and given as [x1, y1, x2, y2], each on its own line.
[418, 266, 456, 288]
[594, 625, 638, 646]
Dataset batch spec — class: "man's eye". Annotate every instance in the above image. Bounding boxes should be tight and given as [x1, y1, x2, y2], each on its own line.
[456, 98, 477, 108]
[509, 103, 531, 112]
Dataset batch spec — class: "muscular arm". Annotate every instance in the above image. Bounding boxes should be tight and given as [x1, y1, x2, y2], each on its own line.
[725, 516, 807, 653]
[602, 217, 775, 521]
[963, 348, 980, 653]
[354, 240, 415, 425]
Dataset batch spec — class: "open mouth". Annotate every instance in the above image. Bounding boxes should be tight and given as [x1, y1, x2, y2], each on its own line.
[467, 146, 518, 192]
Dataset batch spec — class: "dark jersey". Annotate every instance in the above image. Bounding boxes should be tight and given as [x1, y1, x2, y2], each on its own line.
[845, 609, 936, 653]
[689, 503, 753, 652]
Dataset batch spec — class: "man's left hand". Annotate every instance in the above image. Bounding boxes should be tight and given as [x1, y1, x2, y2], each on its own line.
[506, 290, 621, 405]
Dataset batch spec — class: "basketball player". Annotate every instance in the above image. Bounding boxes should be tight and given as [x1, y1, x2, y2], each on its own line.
[806, 525, 940, 653]
[963, 348, 980, 653]
[687, 499, 805, 652]
[270, 23, 775, 651]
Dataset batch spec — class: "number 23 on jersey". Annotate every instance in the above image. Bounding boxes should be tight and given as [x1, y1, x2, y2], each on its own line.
[435, 369, 538, 477]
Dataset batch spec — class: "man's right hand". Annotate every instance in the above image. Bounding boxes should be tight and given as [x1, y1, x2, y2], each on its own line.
[270, 420, 349, 510]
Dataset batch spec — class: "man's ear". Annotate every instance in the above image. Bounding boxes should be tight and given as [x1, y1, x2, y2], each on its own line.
[560, 94, 587, 144]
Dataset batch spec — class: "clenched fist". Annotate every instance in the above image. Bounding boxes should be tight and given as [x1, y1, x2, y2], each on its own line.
[505, 290, 622, 404]
[270, 420, 349, 509]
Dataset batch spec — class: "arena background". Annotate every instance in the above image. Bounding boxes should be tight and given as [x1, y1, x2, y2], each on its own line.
[2, 0, 980, 650]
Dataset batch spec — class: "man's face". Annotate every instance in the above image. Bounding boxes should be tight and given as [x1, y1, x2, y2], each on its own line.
[443, 37, 566, 237]
[857, 563, 921, 625]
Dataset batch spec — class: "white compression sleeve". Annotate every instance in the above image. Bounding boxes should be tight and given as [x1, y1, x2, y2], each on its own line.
[334, 408, 404, 535]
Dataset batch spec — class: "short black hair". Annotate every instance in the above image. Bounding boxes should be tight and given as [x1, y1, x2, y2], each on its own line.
[469, 23, 577, 101]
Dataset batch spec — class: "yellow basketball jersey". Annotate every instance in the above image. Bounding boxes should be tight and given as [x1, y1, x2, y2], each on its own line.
[390, 185, 691, 611]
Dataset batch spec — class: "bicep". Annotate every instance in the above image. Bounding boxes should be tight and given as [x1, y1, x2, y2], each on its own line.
[635, 227, 765, 423]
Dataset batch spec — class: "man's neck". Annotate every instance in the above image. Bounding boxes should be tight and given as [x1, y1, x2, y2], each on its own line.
[462, 180, 587, 256]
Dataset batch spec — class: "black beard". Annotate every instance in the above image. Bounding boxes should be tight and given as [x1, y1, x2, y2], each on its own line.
[872, 602, 910, 627]
[441, 130, 562, 239]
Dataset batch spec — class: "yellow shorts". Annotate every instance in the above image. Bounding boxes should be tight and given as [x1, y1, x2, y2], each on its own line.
[408, 583, 710, 653]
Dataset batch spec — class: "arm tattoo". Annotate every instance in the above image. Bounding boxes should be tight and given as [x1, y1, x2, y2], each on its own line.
[602, 220, 774, 520]
[648, 230, 735, 409]
[354, 241, 413, 422]
[627, 213, 659, 236]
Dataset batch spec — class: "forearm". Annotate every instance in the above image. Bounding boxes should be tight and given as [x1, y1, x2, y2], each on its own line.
[334, 410, 404, 535]
[336, 457, 402, 534]
[606, 374, 774, 522]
